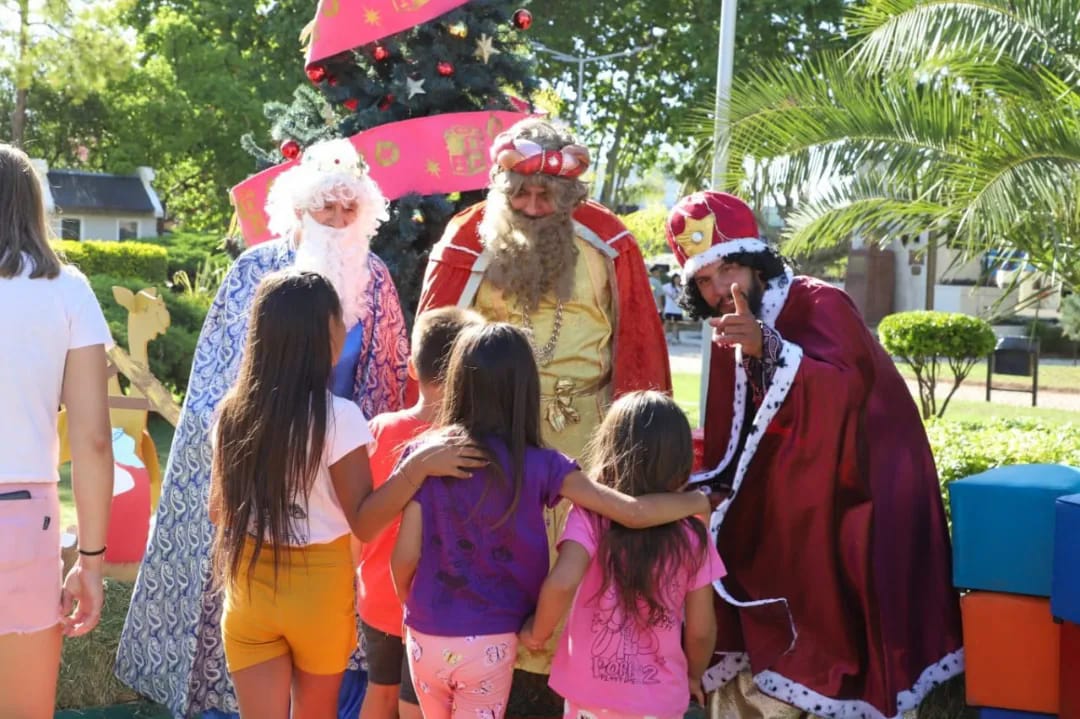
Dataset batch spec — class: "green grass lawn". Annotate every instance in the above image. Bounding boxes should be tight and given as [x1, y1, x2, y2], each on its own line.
[893, 357, 1079, 393]
[672, 372, 1079, 428]
[55, 418, 176, 717]
[672, 372, 704, 427]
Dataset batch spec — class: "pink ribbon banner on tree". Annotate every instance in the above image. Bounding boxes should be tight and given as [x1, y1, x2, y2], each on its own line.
[306, 0, 470, 67]
[231, 111, 531, 246]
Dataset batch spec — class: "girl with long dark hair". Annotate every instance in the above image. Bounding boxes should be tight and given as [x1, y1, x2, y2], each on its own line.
[209, 270, 482, 719]
[521, 391, 726, 719]
[390, 324, 710, 719]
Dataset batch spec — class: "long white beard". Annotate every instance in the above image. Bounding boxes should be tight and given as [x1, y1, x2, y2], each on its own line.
[293, 213, 371, 329]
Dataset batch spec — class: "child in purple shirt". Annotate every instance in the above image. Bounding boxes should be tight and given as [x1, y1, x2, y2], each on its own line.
[391, 324, 710, 719]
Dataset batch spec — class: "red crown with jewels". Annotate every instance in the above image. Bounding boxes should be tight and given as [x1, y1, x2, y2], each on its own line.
[489, 134, 590, 179]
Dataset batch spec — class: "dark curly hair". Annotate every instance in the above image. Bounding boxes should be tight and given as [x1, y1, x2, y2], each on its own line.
[678, 248, 792, 320]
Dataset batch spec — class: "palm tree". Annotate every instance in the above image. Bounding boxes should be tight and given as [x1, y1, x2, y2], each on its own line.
[684, 0, 1080, 292]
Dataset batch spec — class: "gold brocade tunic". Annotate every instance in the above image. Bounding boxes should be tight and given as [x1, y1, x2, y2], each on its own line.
[472, 236, 615, 673]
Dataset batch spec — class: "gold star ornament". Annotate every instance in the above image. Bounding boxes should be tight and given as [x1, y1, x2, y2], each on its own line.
[474, 34, 500, 64]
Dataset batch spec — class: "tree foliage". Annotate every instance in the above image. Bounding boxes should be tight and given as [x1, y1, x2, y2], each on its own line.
[530, 0, 850, 206]
[685, 0, 1080, 293]
[0, 0, 134, 149]
[619, 206, 670, 259]
[1, 0, 313, 232]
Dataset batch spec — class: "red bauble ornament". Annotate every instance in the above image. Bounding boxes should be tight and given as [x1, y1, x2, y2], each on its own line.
[305, 64, 327, 83]
[512, 9, 532, 30]
[437, 61, 454, 76]
[279, 139, 301, 160]
[373, 45, 389, 61]
[379, 94, 395, 110]
[343, 98, 359, 111]
[327, 75, 339, 87]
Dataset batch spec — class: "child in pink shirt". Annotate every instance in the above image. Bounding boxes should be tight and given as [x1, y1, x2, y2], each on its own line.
[521, 391, 725, 719]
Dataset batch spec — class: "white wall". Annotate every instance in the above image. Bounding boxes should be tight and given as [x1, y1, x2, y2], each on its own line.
[890, 233, 929, 313]
[50, 214, 158, 240]
[937, 246, 983, 283]
[933, 285, 1017, 316]
[82, 216, 122, 241]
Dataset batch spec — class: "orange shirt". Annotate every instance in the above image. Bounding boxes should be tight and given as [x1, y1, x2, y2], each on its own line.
[356, 406, 431, 635]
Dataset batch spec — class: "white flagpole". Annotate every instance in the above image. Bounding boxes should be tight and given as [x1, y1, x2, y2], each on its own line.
[699, 0, 739, 427]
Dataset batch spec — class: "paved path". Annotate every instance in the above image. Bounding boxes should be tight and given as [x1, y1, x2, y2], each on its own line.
[666, 335, 1080, 413]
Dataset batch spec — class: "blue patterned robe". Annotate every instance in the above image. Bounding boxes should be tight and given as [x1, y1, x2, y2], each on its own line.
[115, 239, 408, 717]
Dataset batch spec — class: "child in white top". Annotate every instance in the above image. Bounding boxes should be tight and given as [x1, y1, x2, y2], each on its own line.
[0, 143, 114, 718]
[209, 270, 483, 719]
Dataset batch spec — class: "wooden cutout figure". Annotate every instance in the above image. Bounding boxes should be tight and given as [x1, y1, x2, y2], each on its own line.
[106, 286, 170, 512]
[58, 285, 174, 567]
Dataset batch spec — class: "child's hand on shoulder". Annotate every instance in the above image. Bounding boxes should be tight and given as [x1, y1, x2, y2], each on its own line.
[404, 436, 488, 484]
[678, 479, 722, 516]
[518, 615, 545, 652]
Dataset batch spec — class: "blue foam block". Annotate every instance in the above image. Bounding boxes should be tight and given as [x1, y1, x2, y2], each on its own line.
[977, 709, 1056, 718]
[950, 463, 1080, 596]
[1052, 493, 1080, 623]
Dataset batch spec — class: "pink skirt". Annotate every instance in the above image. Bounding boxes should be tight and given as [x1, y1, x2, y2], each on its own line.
[0, 482, 63, 635]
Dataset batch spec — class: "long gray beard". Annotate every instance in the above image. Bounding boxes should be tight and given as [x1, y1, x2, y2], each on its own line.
[479, 195, 577, 312]
[294, 213, 371, 329]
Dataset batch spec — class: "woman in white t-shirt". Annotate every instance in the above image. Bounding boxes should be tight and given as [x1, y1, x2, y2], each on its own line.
[662, 273, 685, 321]
[208, 270, 483, 719]
[0, 144, 114, 717]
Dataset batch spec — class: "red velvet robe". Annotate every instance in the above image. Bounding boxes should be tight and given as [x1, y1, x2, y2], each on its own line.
[417, 200, 671, 398]
[700, 276, 963, 718]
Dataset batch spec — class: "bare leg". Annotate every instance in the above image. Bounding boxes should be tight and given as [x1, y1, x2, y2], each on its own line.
[360, 682, 401, 719]
[398, 699, 423, 719]
[293, 667, 346, 719]
[0, 625, 63, 719]
[231, 654, 292, 719]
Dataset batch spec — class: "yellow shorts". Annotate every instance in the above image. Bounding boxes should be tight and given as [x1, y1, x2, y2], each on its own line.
[222, 534, 356, 675]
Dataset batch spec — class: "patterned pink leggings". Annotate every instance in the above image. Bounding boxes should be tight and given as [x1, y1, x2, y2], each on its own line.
[404, 627, 518, 719]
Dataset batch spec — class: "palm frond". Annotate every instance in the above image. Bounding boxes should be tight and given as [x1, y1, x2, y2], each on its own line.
[849, 0, 1080, 81]
[698, 53, 976, 200]
[947, 101, 1080, 241]
[779, 176, 953, 254]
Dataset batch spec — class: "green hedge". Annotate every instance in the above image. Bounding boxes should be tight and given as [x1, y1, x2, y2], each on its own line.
[928, 418, 1080, 522]
[880, 311, 997, 418]
[55, 240, 168, 283]
[1064, 295, 1080, 342]
[140, 231, 228, 283]
[880, 310, 997, 360]
[88, 274, 210, 394]
[1024, 318, 1078, 356]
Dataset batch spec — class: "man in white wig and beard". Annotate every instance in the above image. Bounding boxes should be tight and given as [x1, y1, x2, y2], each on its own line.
[117, 139, 409, 719]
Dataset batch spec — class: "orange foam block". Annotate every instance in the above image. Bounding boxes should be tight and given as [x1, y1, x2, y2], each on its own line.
[963, 592, 1060, 714]
[1062, 621, 1080, 719]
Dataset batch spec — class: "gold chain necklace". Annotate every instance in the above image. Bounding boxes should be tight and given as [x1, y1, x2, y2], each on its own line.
[520, 301, 564, 366]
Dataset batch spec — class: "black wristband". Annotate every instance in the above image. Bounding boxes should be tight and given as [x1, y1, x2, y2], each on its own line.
[78, 546, 107, 557]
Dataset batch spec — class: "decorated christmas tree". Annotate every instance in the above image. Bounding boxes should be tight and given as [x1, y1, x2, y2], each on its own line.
[238, 0, 539, 319]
